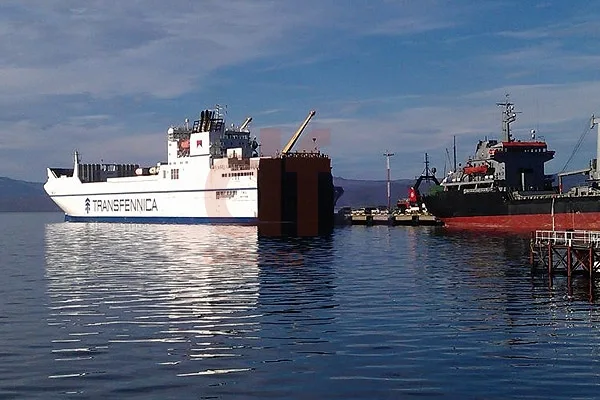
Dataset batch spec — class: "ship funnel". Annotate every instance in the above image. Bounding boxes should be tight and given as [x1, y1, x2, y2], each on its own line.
[207, 110, 213, 131]
[201, 110, 209, 131]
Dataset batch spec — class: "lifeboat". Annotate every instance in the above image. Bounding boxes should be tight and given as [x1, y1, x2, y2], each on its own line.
[463, 164, 488, 175]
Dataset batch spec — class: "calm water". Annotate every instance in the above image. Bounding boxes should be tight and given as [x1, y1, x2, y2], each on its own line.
[2, 213, 600, 399]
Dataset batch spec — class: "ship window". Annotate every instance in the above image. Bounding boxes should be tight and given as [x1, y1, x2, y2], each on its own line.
[216, 190, 237, 199]
[170, 169, 179, 179]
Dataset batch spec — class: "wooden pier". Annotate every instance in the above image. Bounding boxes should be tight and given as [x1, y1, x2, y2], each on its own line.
[530, 230, 600, 279]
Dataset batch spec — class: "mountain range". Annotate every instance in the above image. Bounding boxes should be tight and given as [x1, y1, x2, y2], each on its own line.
[0, 176, 421, 212]
[0, 177, 61, 212]
[333, 177, 417, 208]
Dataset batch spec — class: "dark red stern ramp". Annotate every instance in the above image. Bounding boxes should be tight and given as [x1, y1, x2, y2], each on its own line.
[257, 153, 334, 237]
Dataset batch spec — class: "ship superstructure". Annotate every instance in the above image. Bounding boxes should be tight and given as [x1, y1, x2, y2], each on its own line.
[45, 107, 335, 235]
[423, 98, 600, 230]
[439, 100, 555, 194]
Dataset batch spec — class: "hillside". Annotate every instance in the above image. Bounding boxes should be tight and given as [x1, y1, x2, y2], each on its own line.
[0, 177, 61, 212]
[333, 177, 419, 208]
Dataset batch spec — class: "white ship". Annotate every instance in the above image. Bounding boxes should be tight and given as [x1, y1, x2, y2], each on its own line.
[44, 106, 324, 226]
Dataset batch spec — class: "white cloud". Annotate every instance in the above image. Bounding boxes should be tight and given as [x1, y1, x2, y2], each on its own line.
[319, 81, 600, 179]
[0, 0, 333, 101]
[2, 0, 600, 183]
[497, 20, 600, 40]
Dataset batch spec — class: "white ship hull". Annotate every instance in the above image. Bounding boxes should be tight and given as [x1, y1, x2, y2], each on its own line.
[45, 172, 258, 223]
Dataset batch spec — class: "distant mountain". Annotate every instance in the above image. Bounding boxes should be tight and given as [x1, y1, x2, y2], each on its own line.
[333, 177, 420, 208]
[0, 177, 61, 212]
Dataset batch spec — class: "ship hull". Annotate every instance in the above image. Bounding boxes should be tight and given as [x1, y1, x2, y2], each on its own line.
[45, 183, 259, 221]
[424, 190, 600, 231]
[45, 156, 335, 235]
[64, 215, 257, 224]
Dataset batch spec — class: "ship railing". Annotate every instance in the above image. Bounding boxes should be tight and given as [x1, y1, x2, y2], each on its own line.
[534, 230, 600, 248]
[282, 151, 328, 159]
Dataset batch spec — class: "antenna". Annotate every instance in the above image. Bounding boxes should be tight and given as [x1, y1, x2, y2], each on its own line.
[496, 94, 520, 142]
[215, 104, 227, 119]
[383, 151, 395, 212]
[453, 135, 457, 172]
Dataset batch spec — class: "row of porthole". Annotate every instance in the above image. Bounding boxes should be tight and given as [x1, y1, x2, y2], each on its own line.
[216, 190, 237, 199]
[221, 172, 254, 178]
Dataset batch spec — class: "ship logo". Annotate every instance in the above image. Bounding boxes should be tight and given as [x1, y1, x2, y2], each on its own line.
[85, 198, 90, 214]
[196, 139, 203, 147]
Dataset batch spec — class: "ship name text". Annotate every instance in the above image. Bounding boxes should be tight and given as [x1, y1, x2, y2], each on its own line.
[92, 198, 158, 212]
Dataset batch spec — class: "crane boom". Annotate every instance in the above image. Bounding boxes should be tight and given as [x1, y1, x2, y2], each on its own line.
[240, 117, 252, 131]
[281, 110, 316, 155]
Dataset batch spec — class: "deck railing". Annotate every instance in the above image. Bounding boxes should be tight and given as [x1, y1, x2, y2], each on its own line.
[534, 230, 600, 248]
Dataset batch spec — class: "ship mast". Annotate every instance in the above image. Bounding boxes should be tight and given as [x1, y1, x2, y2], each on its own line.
[497, 95, 519, 142]
[73, 150, 80, 179]
[383, 151, 394, 211]
[591, 114, 600, 180]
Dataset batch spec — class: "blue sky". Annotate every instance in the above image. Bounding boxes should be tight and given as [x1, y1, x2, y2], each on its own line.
[1, 0, 600, 182]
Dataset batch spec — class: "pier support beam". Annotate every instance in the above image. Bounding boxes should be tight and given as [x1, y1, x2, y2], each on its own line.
[530, 230, 600, 300]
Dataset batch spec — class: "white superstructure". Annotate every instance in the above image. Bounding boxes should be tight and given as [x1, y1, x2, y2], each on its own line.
[44, 107, 262, 223]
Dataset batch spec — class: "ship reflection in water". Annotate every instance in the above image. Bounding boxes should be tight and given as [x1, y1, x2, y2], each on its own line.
[43, 222, 335, 396]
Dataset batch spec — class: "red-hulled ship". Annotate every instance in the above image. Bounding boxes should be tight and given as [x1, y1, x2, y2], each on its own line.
[423, 98, 600, 231]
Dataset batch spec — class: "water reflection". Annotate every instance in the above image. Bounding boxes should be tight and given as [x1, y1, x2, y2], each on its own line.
[44, 222, 261, 394]
[256, 235, 337, 334]
[44, 222, 339, 397]
[429, 228, 600, 302]
[40, 220, 600, 398]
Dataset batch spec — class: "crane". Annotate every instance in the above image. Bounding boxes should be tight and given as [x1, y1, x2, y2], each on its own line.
[240, 117, 252, 131]
[281, 110, 316, 155]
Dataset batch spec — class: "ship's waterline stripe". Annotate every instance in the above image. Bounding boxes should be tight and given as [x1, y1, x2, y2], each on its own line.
[64, 215, 258, 224]
[442, 212, 600, 230]
[48, 187, 257, 198]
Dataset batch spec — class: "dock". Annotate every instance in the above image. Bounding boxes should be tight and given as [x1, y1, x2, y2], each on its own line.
[342, 210, 442, 226]
[393, 213, 440, 226]
[530, 230, 600, 278]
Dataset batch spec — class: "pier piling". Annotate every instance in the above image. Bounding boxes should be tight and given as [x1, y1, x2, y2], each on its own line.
[530, 230, 600, 299]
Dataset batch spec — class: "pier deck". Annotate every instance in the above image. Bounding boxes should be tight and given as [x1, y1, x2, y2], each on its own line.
[530, 230, 600, 279]
[348, 212, 442, 226]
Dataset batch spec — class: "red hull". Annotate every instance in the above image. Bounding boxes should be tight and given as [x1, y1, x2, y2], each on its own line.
[442, 212, 600, 232]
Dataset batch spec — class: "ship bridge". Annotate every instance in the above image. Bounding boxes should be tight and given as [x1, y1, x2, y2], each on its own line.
[443, 98, 556, 193]
[166, 107, 258, 163]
